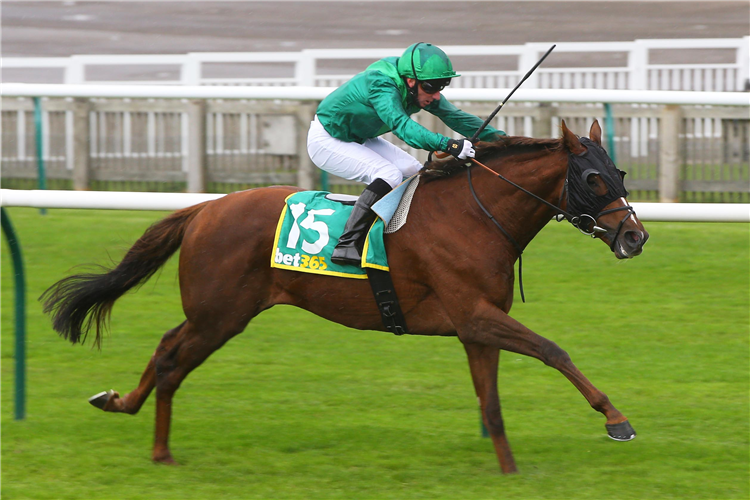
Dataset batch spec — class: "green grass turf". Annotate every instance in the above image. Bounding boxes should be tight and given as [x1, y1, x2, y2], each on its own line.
[2, 207, 748, 499]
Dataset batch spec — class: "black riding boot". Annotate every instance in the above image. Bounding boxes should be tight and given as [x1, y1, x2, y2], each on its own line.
[331, 178, 392, 266]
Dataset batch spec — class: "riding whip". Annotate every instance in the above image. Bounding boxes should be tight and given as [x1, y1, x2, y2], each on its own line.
[470, 44, 556, 143]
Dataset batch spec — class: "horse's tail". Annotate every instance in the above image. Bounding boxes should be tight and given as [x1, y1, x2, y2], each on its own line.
[40, 202, 210, 348]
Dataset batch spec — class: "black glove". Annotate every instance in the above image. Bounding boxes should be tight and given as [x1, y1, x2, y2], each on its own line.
[445, 139, 475, 160]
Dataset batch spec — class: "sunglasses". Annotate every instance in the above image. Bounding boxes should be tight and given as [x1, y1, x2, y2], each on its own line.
[419, 78, 451, 94]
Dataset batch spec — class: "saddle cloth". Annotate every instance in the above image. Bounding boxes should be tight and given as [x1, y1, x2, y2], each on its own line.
[271, 191, 388, 279]
[271, 176, 420, 279]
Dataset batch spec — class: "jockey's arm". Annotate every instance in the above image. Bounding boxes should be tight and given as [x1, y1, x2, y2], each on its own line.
[425, 97, 507, 141]
[368, 76, 452, 152]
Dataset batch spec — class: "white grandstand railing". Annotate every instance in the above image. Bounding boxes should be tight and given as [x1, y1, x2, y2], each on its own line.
[3, 38, 749, 91]
[4, 84, 749, 106]
[1, 189, 749, 222]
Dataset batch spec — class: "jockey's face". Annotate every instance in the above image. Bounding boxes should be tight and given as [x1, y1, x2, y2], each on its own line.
[406, 78, 442, 108]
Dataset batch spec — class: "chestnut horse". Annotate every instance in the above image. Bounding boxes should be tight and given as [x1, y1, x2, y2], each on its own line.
[42, 120, 648, 473]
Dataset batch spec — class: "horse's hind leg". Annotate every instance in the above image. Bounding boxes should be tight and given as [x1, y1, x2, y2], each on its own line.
[90, 321, 186, 415]
[150, 319, 240, 464]
[464, 343, 517, 474]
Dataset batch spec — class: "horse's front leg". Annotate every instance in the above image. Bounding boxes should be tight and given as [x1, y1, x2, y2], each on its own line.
[459, 300, 636, 441]
[464, 343, 517, 474]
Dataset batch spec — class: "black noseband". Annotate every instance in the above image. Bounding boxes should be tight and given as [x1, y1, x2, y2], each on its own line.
[597, 205, 636, 252]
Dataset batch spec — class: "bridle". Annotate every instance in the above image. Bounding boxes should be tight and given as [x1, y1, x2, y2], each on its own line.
[465, 155, 635, 302]
[593, 204, 637, 253]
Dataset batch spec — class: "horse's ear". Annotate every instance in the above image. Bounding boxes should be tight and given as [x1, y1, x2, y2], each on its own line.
[590, 120, 602, 146]
[561, 120, 586, 154]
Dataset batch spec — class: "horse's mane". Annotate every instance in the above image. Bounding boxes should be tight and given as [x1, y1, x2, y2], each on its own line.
[420, 135, 564, 181]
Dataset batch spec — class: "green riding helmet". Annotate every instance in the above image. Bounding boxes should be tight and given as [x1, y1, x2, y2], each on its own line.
[397, 43, 460, 81]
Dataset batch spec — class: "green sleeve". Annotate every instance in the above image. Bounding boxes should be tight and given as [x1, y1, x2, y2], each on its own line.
[426, 97, 506, 141]
[368, 74, 450, 152]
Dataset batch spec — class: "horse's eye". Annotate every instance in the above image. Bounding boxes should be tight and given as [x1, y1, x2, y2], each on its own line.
[583, 171, 608, 196]
[584, 171, 600, 188]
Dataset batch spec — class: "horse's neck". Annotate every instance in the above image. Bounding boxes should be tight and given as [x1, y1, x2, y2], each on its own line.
[467, 152, 568, 251]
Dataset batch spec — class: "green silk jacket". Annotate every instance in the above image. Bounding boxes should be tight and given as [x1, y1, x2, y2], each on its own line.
[316, 57, 503, 152]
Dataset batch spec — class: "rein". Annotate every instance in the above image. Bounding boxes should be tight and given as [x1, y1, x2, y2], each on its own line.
[467, 166, 526, 302]
[470, 157, 593, 230]
[465, 156, 634, 302]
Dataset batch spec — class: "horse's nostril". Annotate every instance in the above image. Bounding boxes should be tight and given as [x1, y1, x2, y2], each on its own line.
[624, 230, 643, 248]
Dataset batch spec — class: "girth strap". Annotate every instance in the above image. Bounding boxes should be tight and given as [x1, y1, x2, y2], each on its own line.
[366, 268, 409, 335]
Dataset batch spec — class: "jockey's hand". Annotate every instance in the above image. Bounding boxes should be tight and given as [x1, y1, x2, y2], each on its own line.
[446, 139, 475, 160]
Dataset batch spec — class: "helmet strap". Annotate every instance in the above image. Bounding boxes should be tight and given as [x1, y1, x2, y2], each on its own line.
[407, 42, 423, 102]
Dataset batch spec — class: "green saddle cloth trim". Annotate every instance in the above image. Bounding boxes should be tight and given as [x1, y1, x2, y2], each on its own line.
[271, 191, 389, 279]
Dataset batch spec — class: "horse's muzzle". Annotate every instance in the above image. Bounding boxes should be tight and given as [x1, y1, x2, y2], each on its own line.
[614, 228, 649, 259]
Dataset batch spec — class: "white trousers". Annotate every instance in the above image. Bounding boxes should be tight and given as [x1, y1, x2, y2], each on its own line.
[307, 116, 422, 189]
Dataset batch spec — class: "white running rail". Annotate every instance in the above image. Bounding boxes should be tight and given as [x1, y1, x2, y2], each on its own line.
[2, 190, 749, 222]
[4, 84, 749, 106]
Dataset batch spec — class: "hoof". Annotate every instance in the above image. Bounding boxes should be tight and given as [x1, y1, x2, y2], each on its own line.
[153, 454, 177, 465]
[606, 420, 636, 441]
[88, 390, 118, 410]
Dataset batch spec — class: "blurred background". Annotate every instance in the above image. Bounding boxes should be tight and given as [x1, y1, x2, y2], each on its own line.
[3, 1, 749, 200]
[4, 2, 748, 57]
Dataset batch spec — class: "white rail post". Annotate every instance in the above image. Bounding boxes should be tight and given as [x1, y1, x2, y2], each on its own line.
[296, 51, 316, 87]
[630, 41, 648, 90]
[72, 98, 91, 190]
[187, 100, 207, 193]
[533, 103, 554, 138]
[66, 57, 85, 84]
[296, 102, 316, 190]
[739, 36, 750, 91]
[659, 105, 683, 203]
[182, 55, 201, 86]
[519, 45, 541, 89]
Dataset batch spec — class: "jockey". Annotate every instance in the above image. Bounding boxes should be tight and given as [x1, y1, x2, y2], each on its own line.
[307, 42, 504, 266]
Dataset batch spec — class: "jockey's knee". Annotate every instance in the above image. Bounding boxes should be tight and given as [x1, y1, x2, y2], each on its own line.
[379, 171, 404, 189]
[396, 157, 423, 178]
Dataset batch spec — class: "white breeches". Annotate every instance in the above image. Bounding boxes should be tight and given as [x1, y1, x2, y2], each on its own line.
[307, 116, 422, 189]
